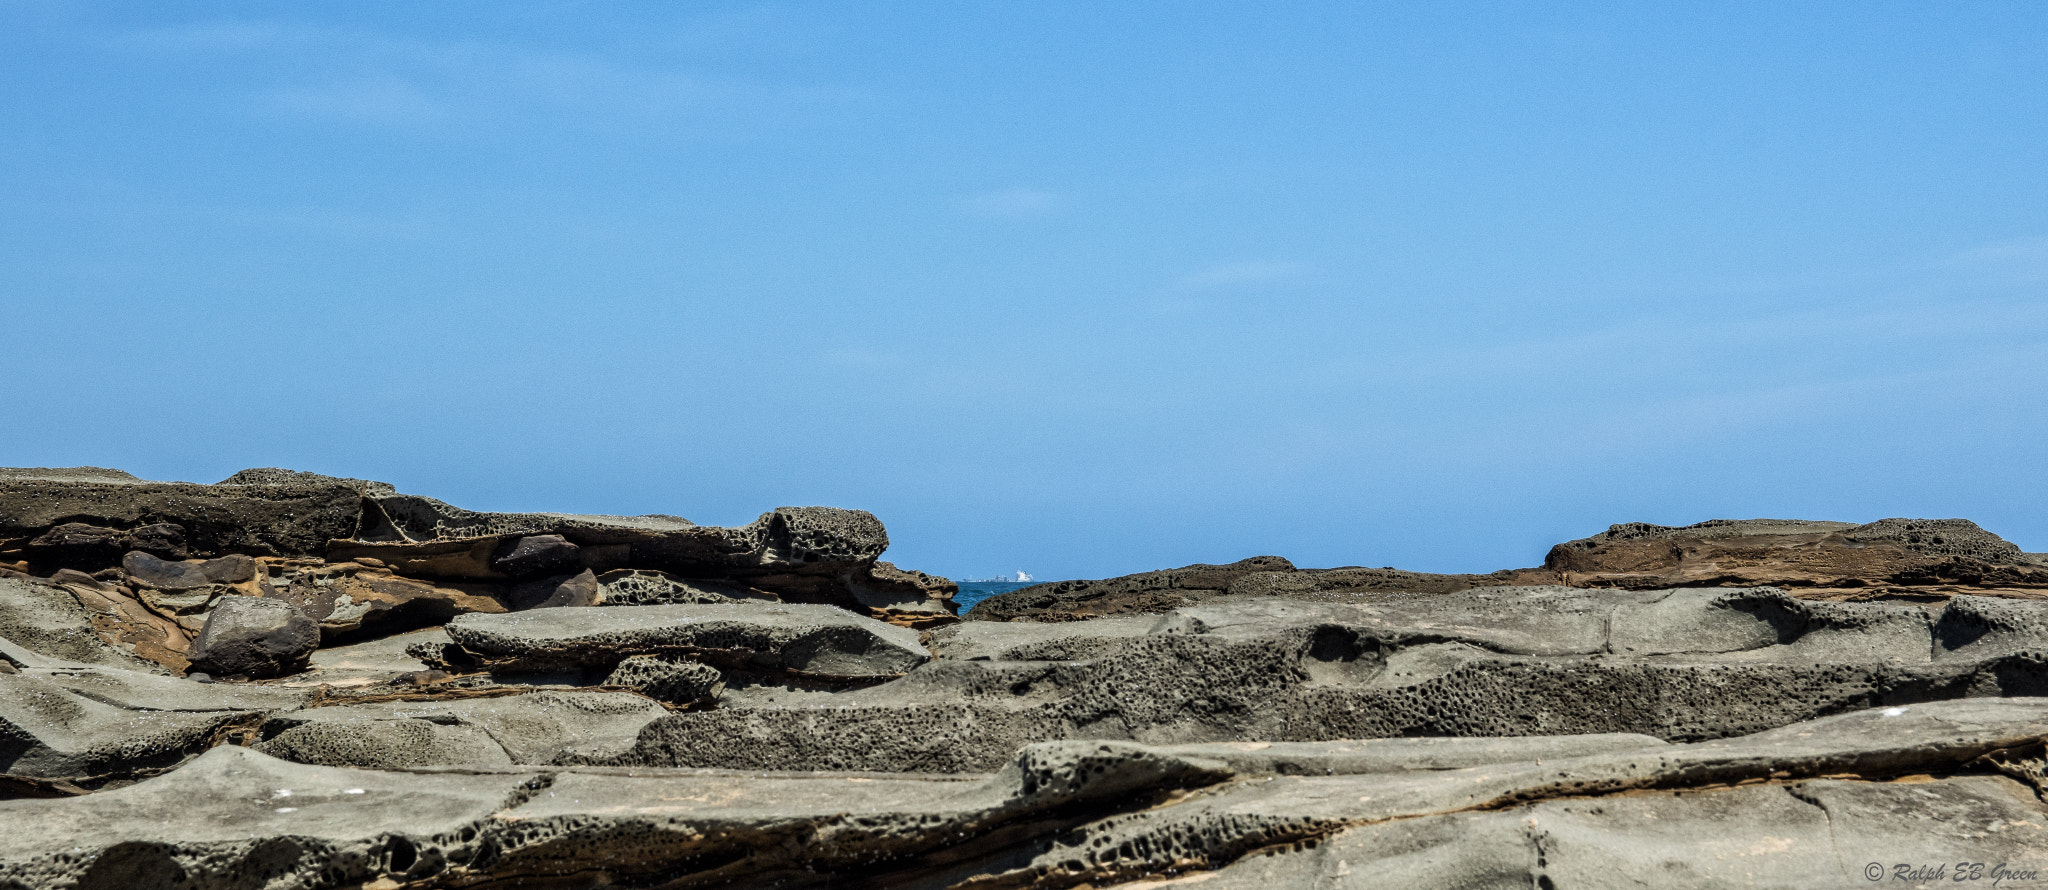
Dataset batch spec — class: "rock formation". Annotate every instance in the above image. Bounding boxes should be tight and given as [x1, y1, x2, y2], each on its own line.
[969, 516, 2048, 621]
[3, 468, 2047, 888]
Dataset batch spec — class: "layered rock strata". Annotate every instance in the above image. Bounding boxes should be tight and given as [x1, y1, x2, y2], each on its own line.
[1, 699, 2043, 889]
[970, 517, 2048, 621]
[0, 467, 957, 672]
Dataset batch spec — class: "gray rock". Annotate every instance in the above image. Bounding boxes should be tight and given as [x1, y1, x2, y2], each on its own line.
[292, 627, 447, 686]
[603, 654, 723, 704]
[121, 551, 255, 590]
[5, 699, 2046, 889]
[253, 690, 666, 767]
[0, 669, 273, 782]
[188, 596, 320, 679]
[584, 589, 2048, 772]
[491, 534, 580, 577]
[440, 602, 929, 678]
[0, 476, 366, 560]
[503, 569, 601, 610]
[595, 569, 765, 605]
[218, 467, 398, 495]
[0, 577, 163, 672]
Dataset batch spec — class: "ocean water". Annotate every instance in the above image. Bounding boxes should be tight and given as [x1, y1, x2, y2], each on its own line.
[953, 580, 1044, 612]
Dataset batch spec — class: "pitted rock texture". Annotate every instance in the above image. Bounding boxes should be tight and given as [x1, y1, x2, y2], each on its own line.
[603, 654, 725, 704]
[437, 603, 930, 678]
[586, 589, 2048, 773]
[4, 700, 2045, 889]
[0, 577, 166, 672]
[1, 664, 309, 784]
[252, 690, 666, 768]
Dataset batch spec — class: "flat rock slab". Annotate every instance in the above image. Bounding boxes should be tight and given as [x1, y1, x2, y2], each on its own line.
[443, 603, 929, 678]
[0, 670, 256, 782]
[584, 590, 2048, 772]
[254, 690, 667, 767]
[4, 700, 2046, 890]
[292, 626, 447, 686]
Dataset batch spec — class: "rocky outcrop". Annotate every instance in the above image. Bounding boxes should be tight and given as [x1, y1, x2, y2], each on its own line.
[3, 699, 2044, 889]
[1541, 516, 2048, 595]
[10, 468, 2048, 887]
[971, 516, 2048, 621]
[424, 603, 930, 680]
[587, 588, 2048, 773]
[0, 467, 957, 656]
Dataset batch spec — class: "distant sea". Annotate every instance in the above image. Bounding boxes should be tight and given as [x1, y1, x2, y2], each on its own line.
[953, 580, 1045, 612]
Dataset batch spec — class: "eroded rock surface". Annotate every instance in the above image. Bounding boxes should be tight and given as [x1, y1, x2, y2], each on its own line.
[433, 602, 929, 679]
[590, 588, 2048, 773]
[3, 699, 2044, 889]
[970, 517, 2048, 622]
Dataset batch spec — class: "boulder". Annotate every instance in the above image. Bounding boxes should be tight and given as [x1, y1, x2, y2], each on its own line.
[187, 597, 319, 679]
[437, 603, 929, 679]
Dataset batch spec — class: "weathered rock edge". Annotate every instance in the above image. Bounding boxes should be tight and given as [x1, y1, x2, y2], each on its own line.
[969, 518, 2048, 621]
[0, 698, 2043, 890]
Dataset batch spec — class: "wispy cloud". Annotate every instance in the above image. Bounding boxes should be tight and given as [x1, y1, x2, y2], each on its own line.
[1174, 260, 1306, 290]
[964, 188, 1065, 219]
[103, 18, 868, 137]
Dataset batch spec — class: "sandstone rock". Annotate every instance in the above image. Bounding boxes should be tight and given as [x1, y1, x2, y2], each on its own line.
[594, 569, 766, 605]
[1542, 516, 2048, 595]
[439, 603, 930, 679]
[0, 476, 364, 562]
[218, 467, 397, 494]
[604, 654, 724, 704]
[2, 467, 954, 617]
[972, 518, 2048, 623]
[188, 596, 319, 679]
[258, 560, 505, 641]
[0, 664, 306, 784]
[252, 690, 667, 768]
[5, 699, 2045, 889]
[967, 556, 1297, 621]
[329, 506, 902, 598]
[0, 577, 167, 672]
[502, 569, 600, 610]
[490, 534, 580, 576]
[121, 550, 254, 590]
[291, 627, 448, 687]
[584, 589, 2048, 773]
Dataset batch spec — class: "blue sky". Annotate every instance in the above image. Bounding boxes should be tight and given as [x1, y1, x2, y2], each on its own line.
[6, 2, 2046, 580]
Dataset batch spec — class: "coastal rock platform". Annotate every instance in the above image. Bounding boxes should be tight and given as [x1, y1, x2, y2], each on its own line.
[4, 467, 2047, 888]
